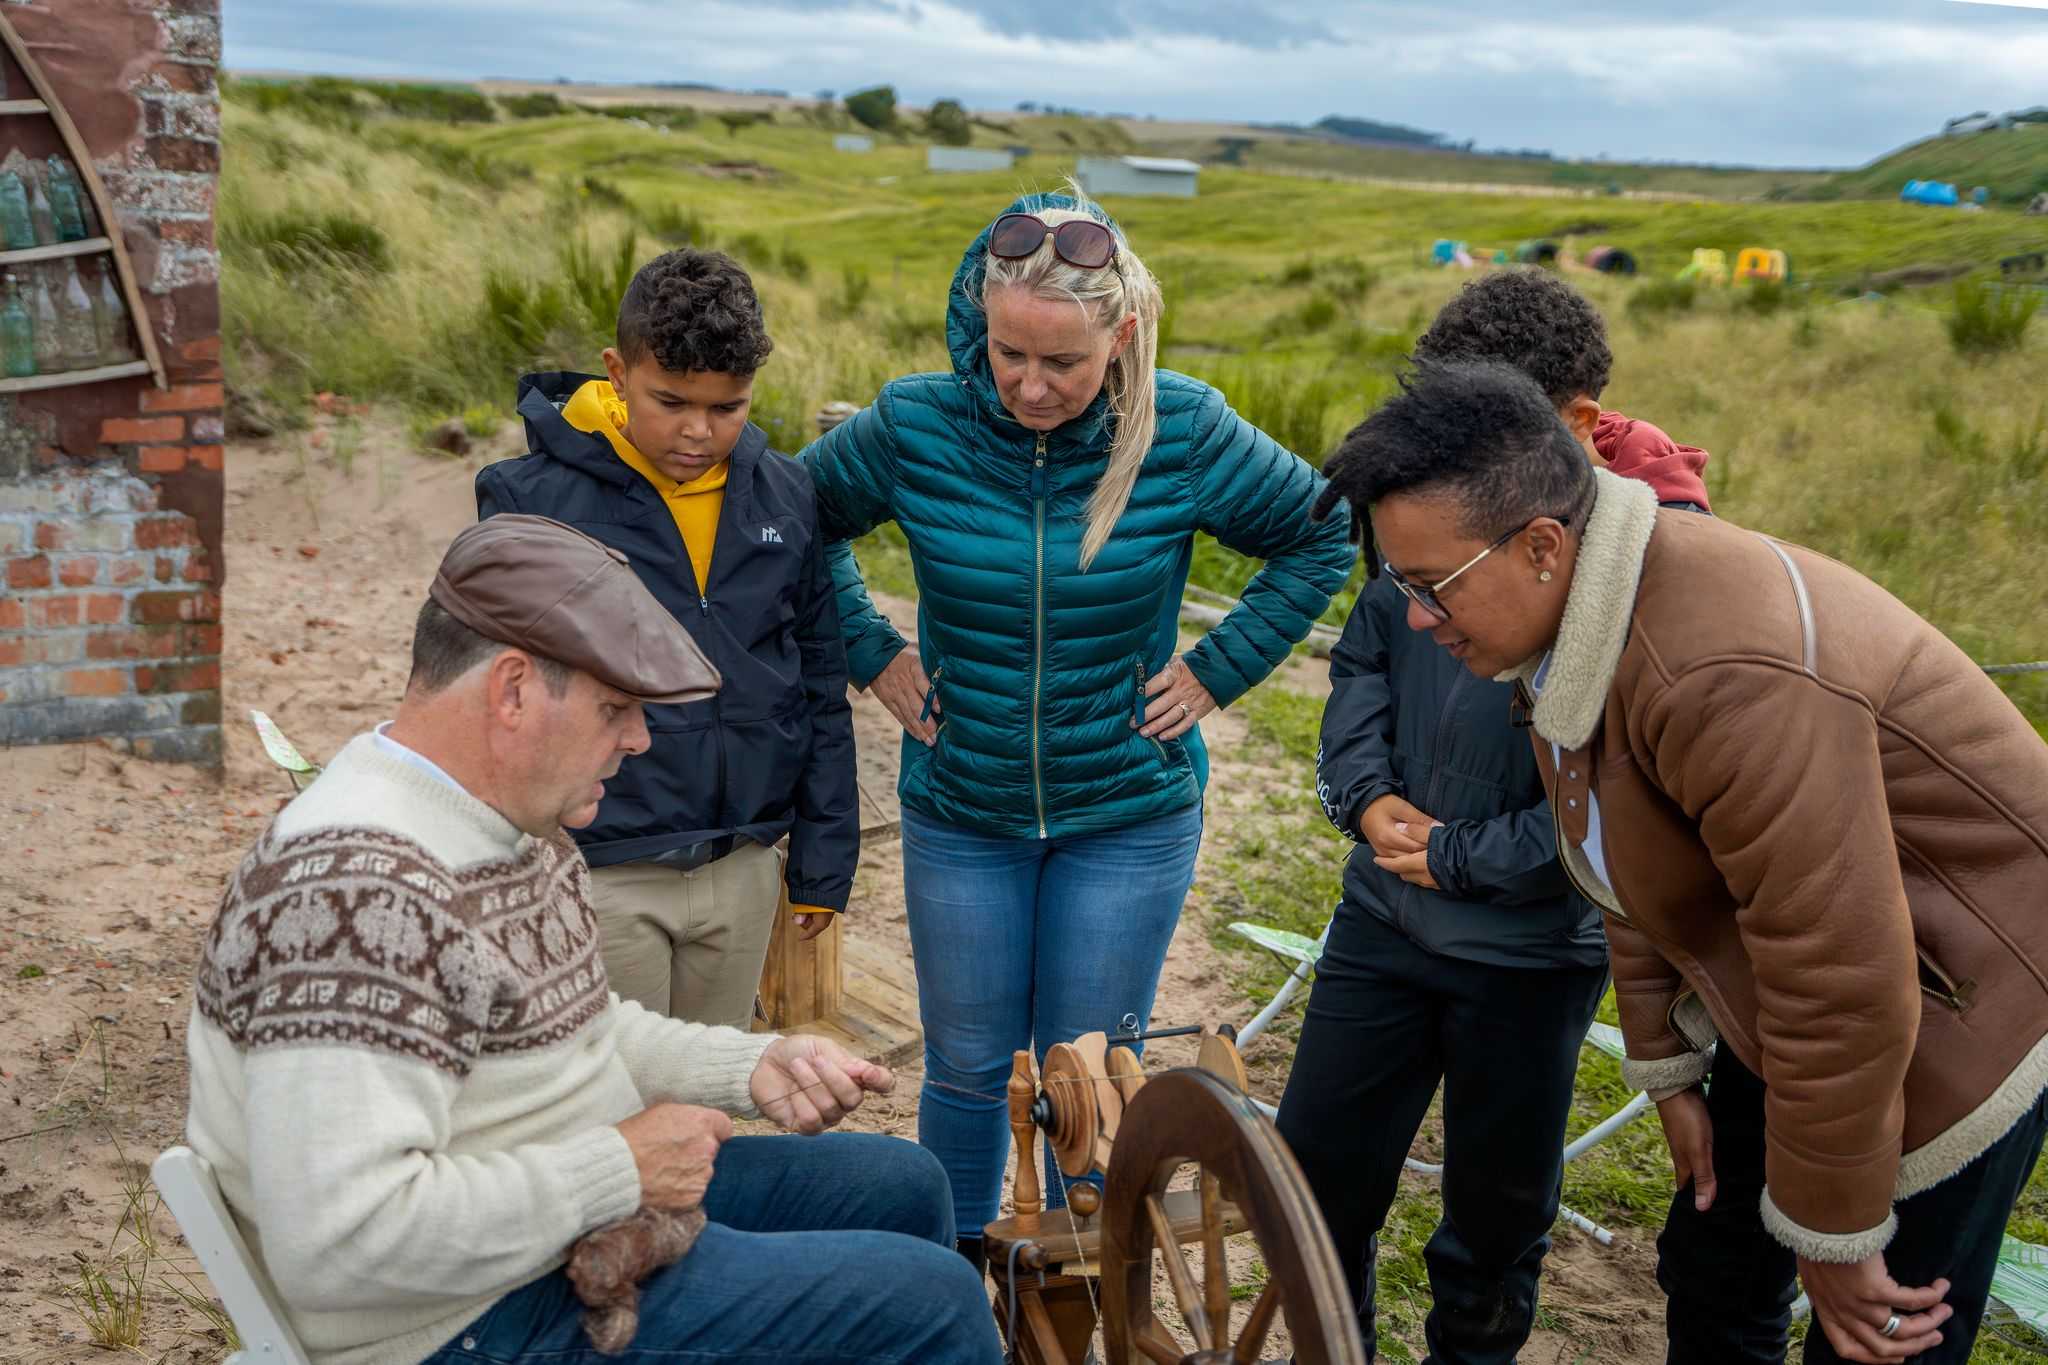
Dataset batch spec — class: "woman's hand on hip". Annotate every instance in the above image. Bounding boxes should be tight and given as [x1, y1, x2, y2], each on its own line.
[1137, 656, 1217, 742]
[872, 648, 938, 746]
[1655, 1088, 1717, 1212]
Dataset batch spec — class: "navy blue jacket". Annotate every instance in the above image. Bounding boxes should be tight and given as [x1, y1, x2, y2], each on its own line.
[1316, 575, 1606, 969]
[476, 372, 859, 912]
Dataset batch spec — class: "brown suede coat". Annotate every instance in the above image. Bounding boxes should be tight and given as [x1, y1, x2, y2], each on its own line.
[1516, 471, 2048, 1260]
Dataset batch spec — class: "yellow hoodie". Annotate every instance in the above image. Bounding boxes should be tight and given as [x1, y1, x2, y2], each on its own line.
[562, 378, 726, 595]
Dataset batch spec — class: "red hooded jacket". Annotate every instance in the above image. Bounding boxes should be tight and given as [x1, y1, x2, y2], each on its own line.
[1593, 411, 1711, 511]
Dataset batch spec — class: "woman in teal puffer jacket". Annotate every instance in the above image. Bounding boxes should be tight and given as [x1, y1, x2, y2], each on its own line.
[801, 191, 1354, 1265]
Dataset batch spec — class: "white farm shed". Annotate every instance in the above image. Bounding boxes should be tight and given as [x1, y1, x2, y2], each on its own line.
[833, 134, 874, 153]
[927, 146, 1016, 173]
[1076, 155, 1200, 198]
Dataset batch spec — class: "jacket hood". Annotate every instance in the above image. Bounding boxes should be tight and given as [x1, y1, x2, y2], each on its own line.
[945, 192, 1121, 443]
[515, 370, 769, 485]
[1593, 411, 1712, 511]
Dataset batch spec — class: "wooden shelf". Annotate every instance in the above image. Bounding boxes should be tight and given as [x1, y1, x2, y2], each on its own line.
[0, 236, 112, 266]
[0, 98, 48, 115]
[0, 359, 151, 394]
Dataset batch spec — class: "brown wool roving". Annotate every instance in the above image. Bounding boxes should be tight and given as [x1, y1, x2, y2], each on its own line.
[567, 1206, 708, 1354]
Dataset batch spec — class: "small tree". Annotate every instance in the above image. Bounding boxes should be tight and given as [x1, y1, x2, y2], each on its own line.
[715, 110, 761, 139]
[845, 85, 898, 133]
[925, 98, 971, 146]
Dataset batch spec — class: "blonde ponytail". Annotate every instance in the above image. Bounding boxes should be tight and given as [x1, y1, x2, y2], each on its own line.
[979, 189, 1163, 570]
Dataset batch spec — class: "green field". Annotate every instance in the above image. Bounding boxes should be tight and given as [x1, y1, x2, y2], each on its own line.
[214, 81, 2048, 1363]
[1798, 124, 2048, 206]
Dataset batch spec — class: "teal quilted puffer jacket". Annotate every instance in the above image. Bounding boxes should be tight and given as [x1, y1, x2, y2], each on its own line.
[801, 193, 1355, 840]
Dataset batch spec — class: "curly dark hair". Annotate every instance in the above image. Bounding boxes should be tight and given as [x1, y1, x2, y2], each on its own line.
[616, 249, 774, 376]
[1412, 270, 1612, 407]
[1312, 361, 1592, 574]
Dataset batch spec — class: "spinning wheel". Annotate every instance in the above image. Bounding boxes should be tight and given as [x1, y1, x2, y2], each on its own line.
[984, 1025, 1363, 1365]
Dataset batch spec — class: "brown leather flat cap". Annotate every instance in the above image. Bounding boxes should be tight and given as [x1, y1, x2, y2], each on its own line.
[430, 514, 721, 704]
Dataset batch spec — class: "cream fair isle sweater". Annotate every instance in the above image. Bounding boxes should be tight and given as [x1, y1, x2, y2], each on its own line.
[185, 734, 777, 1365]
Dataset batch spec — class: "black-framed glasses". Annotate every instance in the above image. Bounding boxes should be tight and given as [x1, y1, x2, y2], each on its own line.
[1384, 514, 1572, 622]
[988, 212, 1118, 271]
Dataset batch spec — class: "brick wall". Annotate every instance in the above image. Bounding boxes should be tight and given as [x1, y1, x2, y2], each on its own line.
[0, 0, 222, 763]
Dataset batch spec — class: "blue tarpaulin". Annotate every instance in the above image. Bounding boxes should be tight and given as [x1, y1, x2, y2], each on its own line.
[1901, 179, 1961, 206]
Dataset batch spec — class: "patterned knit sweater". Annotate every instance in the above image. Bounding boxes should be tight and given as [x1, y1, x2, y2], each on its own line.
[185, 734, 778, 1365]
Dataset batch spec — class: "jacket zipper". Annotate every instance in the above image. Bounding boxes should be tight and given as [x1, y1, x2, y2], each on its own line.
[1917, 950, 1975, 1013]
[1402, 667, 1469, 931]
[1031, 432, 1049, 838]
[919, 664, 944, 724]
[1135, 657, 1169, 764]
[701, 593, 726, 822]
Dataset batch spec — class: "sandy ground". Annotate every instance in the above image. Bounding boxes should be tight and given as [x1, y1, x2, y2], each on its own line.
[0, 422, 1664, 1362]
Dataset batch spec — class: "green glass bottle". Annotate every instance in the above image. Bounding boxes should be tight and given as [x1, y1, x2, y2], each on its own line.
[2, 273, 36, 379]
[0, 171, 35, 249]
[46, 157, 88, 242]
[90, 260, 134, 365]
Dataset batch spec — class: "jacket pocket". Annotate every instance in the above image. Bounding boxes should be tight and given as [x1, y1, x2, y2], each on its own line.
[1916, 946, 1977, 1014]
[919, 660, 945, 726]
[1129, 655, 1182, 768]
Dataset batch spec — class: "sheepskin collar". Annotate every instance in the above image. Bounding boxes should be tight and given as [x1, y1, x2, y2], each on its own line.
[1497, 467, 1660, 751]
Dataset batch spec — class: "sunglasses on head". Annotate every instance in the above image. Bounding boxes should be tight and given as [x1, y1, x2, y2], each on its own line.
[988, 212, 1119, 271]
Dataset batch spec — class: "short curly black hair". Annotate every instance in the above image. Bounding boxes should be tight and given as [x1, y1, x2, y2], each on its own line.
[1313, 361, 1592, 573]
[616, 248, 774, 377]
[1412, 270, 1612, 408]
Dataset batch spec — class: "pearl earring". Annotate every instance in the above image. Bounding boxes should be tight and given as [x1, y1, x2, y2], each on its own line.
[1539, 571, 1553, 582]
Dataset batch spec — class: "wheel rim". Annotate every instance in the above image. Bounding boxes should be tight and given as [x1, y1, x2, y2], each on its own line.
[1099, 1068, 1364, 1365]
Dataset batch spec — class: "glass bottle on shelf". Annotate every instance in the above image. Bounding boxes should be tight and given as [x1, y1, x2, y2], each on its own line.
[28, 264, 62, 372]
[0, 170, 34, 249]
[56, 259, 95, 370]
[46, 156, 87, 242]
[90, 259, 134, 365]
[2, 273, 35, 379]
[25, 166, 55, 245]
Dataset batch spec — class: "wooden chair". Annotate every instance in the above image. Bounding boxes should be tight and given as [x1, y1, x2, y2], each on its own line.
[151, 1146, 311, 1365]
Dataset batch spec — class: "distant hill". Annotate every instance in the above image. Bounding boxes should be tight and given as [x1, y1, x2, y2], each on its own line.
[1789, 125, 2048, 205]
[1311, 115, 1451, 150]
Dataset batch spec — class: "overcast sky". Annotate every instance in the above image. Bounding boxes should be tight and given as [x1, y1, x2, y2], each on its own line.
[225, 0, 2048, 167]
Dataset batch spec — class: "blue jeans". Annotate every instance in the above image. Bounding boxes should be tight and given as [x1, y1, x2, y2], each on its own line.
[423, 1133, 1000, 1364]
[900, 802, 1204, 1235]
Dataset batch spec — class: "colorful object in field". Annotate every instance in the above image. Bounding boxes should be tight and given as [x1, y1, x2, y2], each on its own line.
[1734, 247, 1788, 284]
[1583, 245, 1638, 276]
[251, 709, 322, 791]
[1430, 238, 1479, 269]
[1514, 239, 1560, 265]
[1676, 248, 1729, 286]
[1901, 179, 1961, 207]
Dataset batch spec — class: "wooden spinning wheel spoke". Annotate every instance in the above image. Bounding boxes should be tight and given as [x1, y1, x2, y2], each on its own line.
[1201, 1168, 1228, 1332]
[1144, 1191, 1214, 1349]
[1231, 1281, 1282, 1365]
[1135, 1314, 1184, 1364]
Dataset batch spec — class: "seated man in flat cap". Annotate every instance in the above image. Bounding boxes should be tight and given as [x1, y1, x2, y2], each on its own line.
[183, 515, 1000, 1365]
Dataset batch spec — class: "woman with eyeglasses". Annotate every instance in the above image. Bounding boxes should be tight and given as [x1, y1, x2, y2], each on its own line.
[1319, 359, 2048, 1365]
[801, 189, 1353, 1269]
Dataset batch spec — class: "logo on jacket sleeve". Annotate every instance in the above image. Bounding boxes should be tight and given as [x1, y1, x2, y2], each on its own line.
[759, 525, 783, 544]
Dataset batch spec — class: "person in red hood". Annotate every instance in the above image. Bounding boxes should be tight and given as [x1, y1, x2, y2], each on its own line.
[1415, 270, 1713, 512]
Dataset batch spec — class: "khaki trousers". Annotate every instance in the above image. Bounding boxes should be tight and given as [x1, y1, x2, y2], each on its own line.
[587, 842, 781, 1028]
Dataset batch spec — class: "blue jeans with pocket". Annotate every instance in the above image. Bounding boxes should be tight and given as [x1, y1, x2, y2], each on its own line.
[421, 1132, 1000, 1364]
[900, 802, 1204, 1236]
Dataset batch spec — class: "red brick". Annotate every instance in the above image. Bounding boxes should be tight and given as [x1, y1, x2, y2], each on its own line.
[57, 557, 98, 587]
[187, 445, 225, 471]
[133, 589, 209, 625]
[100, 416, 185, 445]
[86, 627, 182, 661]
[135, 515, 198, 550]
[65, 668, 127, 698]
[136, 660, 219, 694]
[8, 556, 51, 589]
[145, 136, 221, 175]
[85, 594, 125, 626]
[159, 218, 217, 249]
[146, 58, 217, 95]
[34, 522, 64, 550]
[185, 623, 223, 655]
[138, 445, 188, 473]
[0, 640, 22, 667]
[141, 383, 225, 414]
[155, 555, 176, 582]
[108, 556, 149, 586]
[183, 554, 213, 583]
[0, 597, 22, 629]
[29, 595, 81, 628]
[182, 336, 221, 362]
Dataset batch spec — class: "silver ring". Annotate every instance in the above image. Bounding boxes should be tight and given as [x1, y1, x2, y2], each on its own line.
[1880, 1314, 1901, 1339]
[1177, 703, 1189, 719]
